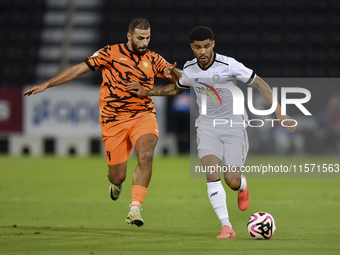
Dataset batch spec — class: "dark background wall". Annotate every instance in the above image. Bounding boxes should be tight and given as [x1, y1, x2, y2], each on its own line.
[98, 0, 340, 78]
[0, 0, 47, 87]
[1, 0, 340, 87]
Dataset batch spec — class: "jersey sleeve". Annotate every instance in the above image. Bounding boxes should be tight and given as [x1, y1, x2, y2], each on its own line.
[229, 57, 256, 85]
[85, 46, 111, 71]
[153, 54, 171, 78]
[176, 68, 190, 90]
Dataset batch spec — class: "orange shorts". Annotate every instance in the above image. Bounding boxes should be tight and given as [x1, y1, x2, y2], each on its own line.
[101, 113, 159, 165]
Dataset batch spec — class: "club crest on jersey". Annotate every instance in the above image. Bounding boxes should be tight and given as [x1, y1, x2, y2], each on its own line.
[142, 61, 150, 69]
[212, 73, 220, 82]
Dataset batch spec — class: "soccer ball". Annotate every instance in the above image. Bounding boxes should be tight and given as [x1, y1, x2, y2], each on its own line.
[247, 212, 276, 240]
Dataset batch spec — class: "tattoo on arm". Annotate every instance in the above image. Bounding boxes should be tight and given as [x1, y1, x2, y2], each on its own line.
[145, 84, 178, 96]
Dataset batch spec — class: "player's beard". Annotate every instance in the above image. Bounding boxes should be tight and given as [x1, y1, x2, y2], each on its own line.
[198, 51, 213, 67]
[131, 40, 148, 55]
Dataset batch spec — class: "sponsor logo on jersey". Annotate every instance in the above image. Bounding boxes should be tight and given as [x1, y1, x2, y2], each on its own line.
[196, 81, 223, 106]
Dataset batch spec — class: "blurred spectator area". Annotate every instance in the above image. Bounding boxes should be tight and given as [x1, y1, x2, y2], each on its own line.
[0, 0, 102, 87]
[0, 0, 46, 87]
[1, 0, 340, 88]
[98, 0, 340, 78]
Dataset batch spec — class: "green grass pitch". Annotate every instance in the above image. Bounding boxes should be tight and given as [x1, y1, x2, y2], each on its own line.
[1, 155, 340, 255]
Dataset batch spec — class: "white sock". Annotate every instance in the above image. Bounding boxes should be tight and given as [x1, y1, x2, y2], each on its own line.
[130, 206, 140, 211]
[207, 180, 231, 228]
[238, 174, 247, 191]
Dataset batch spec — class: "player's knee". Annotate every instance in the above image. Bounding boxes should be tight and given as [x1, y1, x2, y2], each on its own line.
[225, 178, 240, 191]
[107, 171, 125, 185]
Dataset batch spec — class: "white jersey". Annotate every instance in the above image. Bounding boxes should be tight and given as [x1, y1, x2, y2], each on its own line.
[177, 53, 256, 129]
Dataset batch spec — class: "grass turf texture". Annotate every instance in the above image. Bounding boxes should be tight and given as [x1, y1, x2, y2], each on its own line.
[0, 155, 339, 255]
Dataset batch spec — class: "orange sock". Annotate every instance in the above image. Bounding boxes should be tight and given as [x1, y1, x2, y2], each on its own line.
[130, 185, 148, 209]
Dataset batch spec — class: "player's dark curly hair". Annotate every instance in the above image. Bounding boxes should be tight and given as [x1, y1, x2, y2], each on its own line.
[128, 18, 150, 33]
[190, 26, 214, 43]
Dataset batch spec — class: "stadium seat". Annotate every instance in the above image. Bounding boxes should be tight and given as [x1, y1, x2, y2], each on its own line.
[154, 134, 178, 155]
[9, 135, 44, 156]
[55, 137, 91, 157]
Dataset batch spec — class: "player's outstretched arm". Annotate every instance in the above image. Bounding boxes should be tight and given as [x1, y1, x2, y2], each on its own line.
[250, 75, 296, 132]
[163, 62, 183, 83]
[23, 62, 91, 96]
[127, 79, 185, 97]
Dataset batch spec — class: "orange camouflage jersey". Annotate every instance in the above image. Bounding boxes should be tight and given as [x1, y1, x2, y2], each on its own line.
[85, 43, 171, 123]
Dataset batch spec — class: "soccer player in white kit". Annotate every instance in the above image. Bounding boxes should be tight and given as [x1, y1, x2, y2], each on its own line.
[127, 26, 296, 238]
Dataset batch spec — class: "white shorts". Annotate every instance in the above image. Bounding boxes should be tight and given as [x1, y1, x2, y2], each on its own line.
[196, 121, 249, 167]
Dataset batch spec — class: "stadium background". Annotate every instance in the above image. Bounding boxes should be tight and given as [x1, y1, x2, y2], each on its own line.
[0, 0, 340, 156]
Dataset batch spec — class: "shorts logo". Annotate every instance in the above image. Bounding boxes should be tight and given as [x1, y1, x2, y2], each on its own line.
[142, 61, 150, 69]
[210, 191, 218, 197]
[155, 129, 158, 133]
